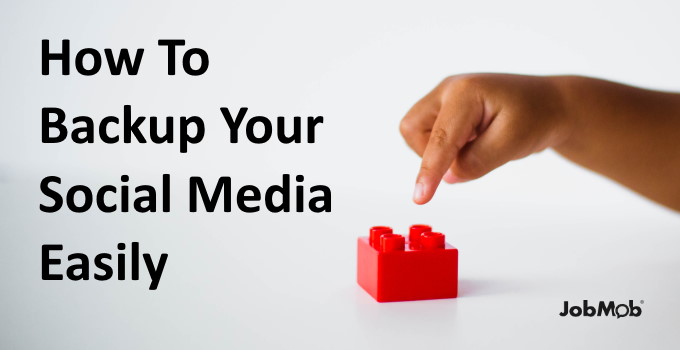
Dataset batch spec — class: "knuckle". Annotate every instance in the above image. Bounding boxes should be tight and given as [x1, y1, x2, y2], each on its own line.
[430, 128, 449, 147]
[437, 75, 462, 94]
[440, 75, 457, 87]
[454, 75, 486, 91]
[419, 163, 432, 174]
[438, 74, 488, 101]
[399, 118, 415, 137]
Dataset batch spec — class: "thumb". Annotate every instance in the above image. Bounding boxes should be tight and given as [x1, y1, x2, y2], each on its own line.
[449, 118, 521, 181]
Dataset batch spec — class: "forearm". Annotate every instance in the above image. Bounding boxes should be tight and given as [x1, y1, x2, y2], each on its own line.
[552, 76, 680, 211]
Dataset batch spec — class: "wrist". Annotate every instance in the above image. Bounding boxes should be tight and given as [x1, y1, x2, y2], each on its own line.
[548, 75, 591, 153]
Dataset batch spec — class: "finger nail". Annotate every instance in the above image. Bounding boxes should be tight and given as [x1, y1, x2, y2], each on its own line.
[413, 182, 425, 203]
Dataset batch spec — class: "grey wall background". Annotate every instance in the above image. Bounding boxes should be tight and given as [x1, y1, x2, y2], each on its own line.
[1, 0, 679, 349]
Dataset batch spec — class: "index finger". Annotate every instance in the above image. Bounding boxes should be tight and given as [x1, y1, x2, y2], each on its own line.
[413, 90, 483, 204]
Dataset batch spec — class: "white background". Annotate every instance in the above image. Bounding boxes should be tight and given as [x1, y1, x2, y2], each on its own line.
[1, 0, 679, 349]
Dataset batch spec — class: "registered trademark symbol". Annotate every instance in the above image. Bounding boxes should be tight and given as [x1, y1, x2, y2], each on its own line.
[640, 300, 644, 304]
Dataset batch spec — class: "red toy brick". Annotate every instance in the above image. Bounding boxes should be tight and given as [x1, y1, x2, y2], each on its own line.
[357, 224, 458, 302]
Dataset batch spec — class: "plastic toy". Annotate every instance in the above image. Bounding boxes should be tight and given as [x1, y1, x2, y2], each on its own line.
[357, 225, 458, 302]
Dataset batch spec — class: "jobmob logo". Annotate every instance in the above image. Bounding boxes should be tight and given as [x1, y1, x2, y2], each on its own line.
[559, 300, 643, 318]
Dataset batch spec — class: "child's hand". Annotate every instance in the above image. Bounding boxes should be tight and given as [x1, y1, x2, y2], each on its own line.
[400, 73, 680, 210]
[400, 74, 572, 204]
